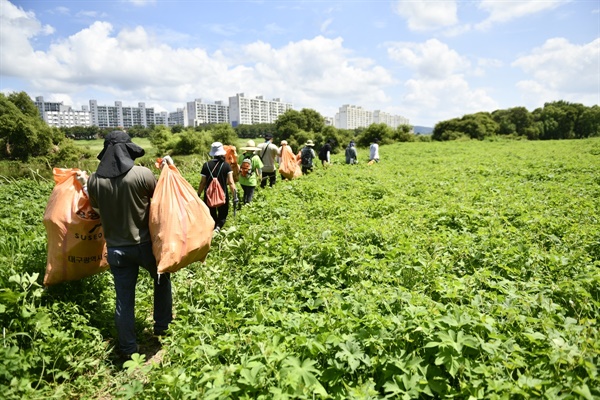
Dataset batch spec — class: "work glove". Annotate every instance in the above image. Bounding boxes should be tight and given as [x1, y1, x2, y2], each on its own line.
[76, 171, 89, 196]
[76, 171, 88, 187]
[161, 155, 174, 167]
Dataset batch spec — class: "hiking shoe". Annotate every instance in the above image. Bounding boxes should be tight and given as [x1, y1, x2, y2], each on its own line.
[153, 329, 168, 337]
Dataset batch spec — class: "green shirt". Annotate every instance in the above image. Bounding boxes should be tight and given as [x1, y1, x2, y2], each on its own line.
[237, 152, 263, 187]
[88, 166, 156, 247]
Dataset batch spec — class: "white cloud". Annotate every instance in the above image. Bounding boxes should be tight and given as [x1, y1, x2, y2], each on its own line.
[320, 18, 333, 34]
[476, 0, 569, 30]
[0, 5, 395, 118]
[128, 0, 156, 6]
[76, 10, 108, 18]
[393, 0, 458, 31]
[388, 39, 470, 79]
[387, 39, 498, 125]
[0, 0, 56, 76]
[512, 37, 600, 105]
[205, 23, 241, 37]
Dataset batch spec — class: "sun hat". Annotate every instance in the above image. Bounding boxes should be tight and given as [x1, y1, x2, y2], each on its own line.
[240, 140, 260, 151]
[209, 142, 226, 156]
[280, 140, 288, 145]
[96, 130, 145, 178]
[305, 140, 315, 147]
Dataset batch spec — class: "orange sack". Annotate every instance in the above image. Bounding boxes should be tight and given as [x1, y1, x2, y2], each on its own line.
[150, 164, 214, 274]
[43, 168, 108, 286]
[223, 145, 240, 182]
[279, 145, 302, 180]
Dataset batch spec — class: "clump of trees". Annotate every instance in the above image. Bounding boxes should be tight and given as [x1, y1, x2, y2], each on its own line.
[432, 101, 600, 141]
[149, 123, 238, 157]
[272, 108, 416, 154]
[0, 92, 92, 164]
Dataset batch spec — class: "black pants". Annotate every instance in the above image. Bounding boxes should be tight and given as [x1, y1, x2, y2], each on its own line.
[261, 171, 276, 188]
[209, 201, 229, 230]
[241, 184, 256, 204]
[302, 165, 313, 174]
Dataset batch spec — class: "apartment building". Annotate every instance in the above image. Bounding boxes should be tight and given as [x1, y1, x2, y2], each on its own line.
[373, 110, 410, 129]
[89, 100, 165, 129]
[168, 108, 186, 126]
[186, 99, 229, 127]
[228, 93, 293, 127]
[34, 96, 92, 128]
[334, 104, 409, 130]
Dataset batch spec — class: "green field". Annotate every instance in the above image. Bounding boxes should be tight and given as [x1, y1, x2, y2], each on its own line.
[1, 138, 599, 399]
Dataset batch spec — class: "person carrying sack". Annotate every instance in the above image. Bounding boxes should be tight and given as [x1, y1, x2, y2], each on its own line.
[238, 140, 263, 204]
[85, 130, 173, 363]
[256, 133, 280, 188]
[198, 142, 238, 234]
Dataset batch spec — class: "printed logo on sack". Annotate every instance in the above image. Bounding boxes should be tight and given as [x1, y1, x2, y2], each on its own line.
[68, 254, 104, 263]
[73, 232, 103, 241]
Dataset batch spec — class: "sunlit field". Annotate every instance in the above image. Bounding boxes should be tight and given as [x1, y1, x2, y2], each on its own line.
[1, 138, 598, 399]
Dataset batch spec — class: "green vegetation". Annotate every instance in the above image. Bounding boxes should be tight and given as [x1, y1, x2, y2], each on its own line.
[1, 138, 598, 399]
[432, 101, 600, 141]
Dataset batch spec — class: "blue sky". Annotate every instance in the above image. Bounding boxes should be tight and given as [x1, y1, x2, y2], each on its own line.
[1, 0, 598, 127]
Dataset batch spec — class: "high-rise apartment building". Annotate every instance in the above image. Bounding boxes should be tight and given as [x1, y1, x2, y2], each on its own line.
[168, 108, 186, 126]
[89, 100, 164, 129]
[228, 93, 293, 127]
[373, 110, 410, 128]
[186, 99, 229, 127]
[34, 96, 91, 128]
[334, 104, 409, 130]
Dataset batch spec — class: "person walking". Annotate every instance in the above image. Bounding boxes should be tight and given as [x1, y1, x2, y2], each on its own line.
[198, 142, 238, 233]
[237, 140, 263, 204]
[85, 130, 173, 362]
[278, 140, 302, 180]
[345, 140, 358, 164]
[319, 139, 333, 167]
[369, 138, 380, 163]
[256, 134, 280, 188]
[299, 140, 316, 174]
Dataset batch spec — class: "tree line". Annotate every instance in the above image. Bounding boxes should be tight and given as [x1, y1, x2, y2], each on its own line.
[432, 101, 600, 141]
[2, 91, 598, 165]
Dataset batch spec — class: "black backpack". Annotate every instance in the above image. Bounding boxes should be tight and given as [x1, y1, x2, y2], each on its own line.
[301, 147, 313, 167]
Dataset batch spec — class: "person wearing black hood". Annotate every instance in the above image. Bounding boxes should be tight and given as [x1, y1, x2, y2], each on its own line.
[84, 131, 173, 363]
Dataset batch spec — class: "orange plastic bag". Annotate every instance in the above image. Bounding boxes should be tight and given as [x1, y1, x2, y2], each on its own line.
[150, 163, 214, 274]
[223, 145, 240, 182]
[279, 145, 302, 180]
[43, 168, 108, 286]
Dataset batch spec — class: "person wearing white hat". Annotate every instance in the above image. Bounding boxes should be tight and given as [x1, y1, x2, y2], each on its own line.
[198, 142, 238, 233]
[237, 140, 263, 204]
[299, 140, 316, 174]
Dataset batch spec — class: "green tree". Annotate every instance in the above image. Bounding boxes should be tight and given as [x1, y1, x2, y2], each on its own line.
[356, 123, 393, 146]
[391, 124, 415, 142]
[575, 105, 600, 138]
[210, 123, 238, 145]
[0, 92, 63, 160]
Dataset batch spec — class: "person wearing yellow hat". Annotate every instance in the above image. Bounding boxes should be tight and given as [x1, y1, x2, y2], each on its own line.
[237, 140, 263, 204]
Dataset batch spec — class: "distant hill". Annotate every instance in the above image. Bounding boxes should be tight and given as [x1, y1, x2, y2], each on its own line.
[413, 125, 433, 135]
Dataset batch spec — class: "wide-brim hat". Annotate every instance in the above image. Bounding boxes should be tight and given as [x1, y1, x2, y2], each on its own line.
[209, 142, 226, 156]
[240, 139, 260, 151]
[305, 140, 315, 147]
[96, 130, 145, 178]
